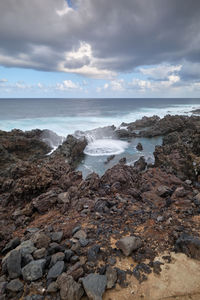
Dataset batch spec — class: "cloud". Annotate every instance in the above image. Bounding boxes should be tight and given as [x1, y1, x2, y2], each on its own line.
[0, 78, 8, 82]
[139, 64, 182, 80]
[56, 80, 79, 90]
[0, 0, 200, 79]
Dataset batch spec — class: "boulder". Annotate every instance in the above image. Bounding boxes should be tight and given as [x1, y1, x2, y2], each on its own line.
[47, 261, 65, 280]
[82, 273, 107, 300]
[56, 273, 84, 300]
[175, 234, 200, 260]
[22, 259, 46, 281]
[116, 236, 142, 256]
[3, 249, 21, 279]
[6, 279, 24, 292]
[32, 232, 51, 249]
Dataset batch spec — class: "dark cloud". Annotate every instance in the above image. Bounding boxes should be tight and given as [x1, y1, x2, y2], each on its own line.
[0, 0, 200, 77]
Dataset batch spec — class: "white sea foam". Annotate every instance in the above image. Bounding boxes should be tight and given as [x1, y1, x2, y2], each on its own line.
[84, 139, 129, 156]
[0, 103, 199, 137]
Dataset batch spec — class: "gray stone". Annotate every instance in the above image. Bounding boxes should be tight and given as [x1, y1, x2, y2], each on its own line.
[50, 252, 65, 267]
[51, 231, 63, 243]
[57, 273, 84, 300]
[72, 226, 81, 236]
[87, 245, 100, 261]
[47, 261, 65, 280]
[16, 240, 36, 256]
[82, 273, 107, 300]
[106, 266, 117, 289]
[64, 250, 73, 262]
[73, 230, 87, 240]
[0, 282, 7, 294]
[6, 279, 24, 292]
[6, 249, 21, 279]
[33, 248, 46, 259]
[79, 238, 89, 247]
[24, 295, 44, 300]
[116, 236, 142, 256]
[2, 237, 20, 254]
[22, 254, 33, 267]
[47, 281, 58, 293]
[22, 259, 46, 281]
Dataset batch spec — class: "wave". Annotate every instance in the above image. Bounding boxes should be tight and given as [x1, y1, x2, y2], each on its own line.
[84, 139, 129, 156]
[0, 103, 199, 137]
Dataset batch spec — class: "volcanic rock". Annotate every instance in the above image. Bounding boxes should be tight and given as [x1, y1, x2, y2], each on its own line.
[116, 236, 142, 256]
[82, 273, 107, 300]
[56, 273, 84, 300]
[22, 259, 46, 281]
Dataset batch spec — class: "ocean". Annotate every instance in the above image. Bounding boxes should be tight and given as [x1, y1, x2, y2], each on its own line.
[0, 98, 200, 176]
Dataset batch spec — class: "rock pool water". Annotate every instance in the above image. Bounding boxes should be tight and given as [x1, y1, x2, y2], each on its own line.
[77, 136, 162, 178]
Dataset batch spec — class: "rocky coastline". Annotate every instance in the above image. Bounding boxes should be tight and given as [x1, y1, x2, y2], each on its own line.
[1, 114, 200, 300]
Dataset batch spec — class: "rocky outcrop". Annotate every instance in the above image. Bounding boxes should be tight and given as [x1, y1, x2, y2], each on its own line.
[1, 116, 200, 299]
[52, 135, 87, 166]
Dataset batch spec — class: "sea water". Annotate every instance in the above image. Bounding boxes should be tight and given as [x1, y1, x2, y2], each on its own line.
[0, 98, 199, 176]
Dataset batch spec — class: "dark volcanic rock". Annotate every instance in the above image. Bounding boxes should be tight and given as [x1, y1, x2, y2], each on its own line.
[22, 259, 46, 281]
[57, 273, 84, 300]
[47, 261, 65, 280]
[4, 249, 21, 279]
[175, 234, 200, 260]
[82, 273, 107, 300]
[6, 278, 24, 293]
[52, 135, 87, 166]
[136, 142, 143, 151]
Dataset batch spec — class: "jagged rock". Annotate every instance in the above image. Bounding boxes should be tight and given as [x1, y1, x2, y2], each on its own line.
[50, 252, 65, 267]
[33, 248, 46, 260]
[47, 261, 65, 280]
[73, 230, 87, 240]
[157, 185, 173, 197]
[116, 236, 142, 256]
[65, 250, 74, 262]
[175, 234, 200, 260]
[47, 281, 58, 293]
[106, 266, 117, 289]
[52, 135, 87, 166]
[6, 279, 24, 292]
[56, 273, 84, 300]
[66, 262, 84, 280]
[87, 245, 100, 261]
[32, 233, 51, 249]
[134, 156, 147, 172]
[32, 190, 58, 214]
[3, 249, 21, 279]
[22, 259, 46, 281]
[136, 142, 143, 151]
[2, 237, 20, 254]
[58, 192, 70, 204]
[16, 240, 36, 256]
[82, 273, 107, 300]
[51, 231, 63, 243]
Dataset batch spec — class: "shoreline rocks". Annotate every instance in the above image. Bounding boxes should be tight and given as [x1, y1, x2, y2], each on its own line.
[1, 114, 200, 299]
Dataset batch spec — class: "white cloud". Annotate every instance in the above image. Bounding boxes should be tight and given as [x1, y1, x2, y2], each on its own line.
[139, 64, 182, 80]
[0, 78, 8, 82]
[56, 80, 79, 91]
[58, 42, 116, 79]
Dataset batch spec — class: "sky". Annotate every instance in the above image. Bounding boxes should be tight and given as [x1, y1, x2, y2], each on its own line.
[0, 0, 200, 98]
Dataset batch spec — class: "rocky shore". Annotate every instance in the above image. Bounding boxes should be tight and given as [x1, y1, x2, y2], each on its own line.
[1, 115, 200, 300]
